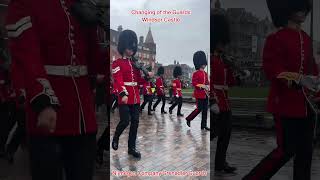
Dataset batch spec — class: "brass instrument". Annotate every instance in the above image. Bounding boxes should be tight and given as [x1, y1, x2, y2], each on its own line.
[220, 53, 250, 79]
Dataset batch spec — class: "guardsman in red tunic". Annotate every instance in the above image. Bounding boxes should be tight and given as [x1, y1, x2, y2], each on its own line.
[5, 0, 105, 179]
[140, 72, 154, 115]
[152, 66, 167, 114]
[243, 1, 317, 179]
[169, 66, 184, 116]
[211, 12, 237, 174]
[111, 30, 151, 158]
[186, 51, 210, 130]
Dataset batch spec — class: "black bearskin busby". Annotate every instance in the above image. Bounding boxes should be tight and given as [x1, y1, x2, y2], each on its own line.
[193, 51, 207, 70]
[157, 66, 164, 76]
[173, 66, 182, 78]
[267, 0, 312, 28]
[117, 30, 138, 56]
[211, 12, 230, 52]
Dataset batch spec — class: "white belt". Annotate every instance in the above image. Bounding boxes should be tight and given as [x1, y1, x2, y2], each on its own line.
[45, 65, 88, 77]
[124, 82, 137, 86]
[213, 84, 229, 90]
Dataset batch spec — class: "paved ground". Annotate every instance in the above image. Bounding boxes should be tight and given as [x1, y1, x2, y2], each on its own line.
[110, 102, 210, 180]
[3, 102, 320, 179]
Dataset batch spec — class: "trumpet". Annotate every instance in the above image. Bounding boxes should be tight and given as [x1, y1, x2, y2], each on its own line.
[220, 54, 250, 79]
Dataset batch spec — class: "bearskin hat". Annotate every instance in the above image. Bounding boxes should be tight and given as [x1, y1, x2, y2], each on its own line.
[211, 12, 230, 53]
[193, 51, 207, 70]
[117, 30, 138, 56]
[267, 0, 312, 28]
[157, 66, 164, 76]
[173, 66, 182, 78]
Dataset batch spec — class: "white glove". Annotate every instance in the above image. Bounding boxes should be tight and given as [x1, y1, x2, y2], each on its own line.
[176, 94, 179, 98]
[299, 75, 320, 92]
[203, 85, 210, 91]
[211, 103, 220, 114]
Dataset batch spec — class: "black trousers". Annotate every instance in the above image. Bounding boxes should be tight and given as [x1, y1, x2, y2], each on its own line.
[186, 98, 208, 127]
[6, 106, 26, 155]
[243, 115, 314, 180]
[114, 104, 139, 149]
[111, 94, 118, 111]
[0, 101, 17, 149]
[153, 95, 166, 112]
[97, 104, 110, 151]
[169, 97, 183, 114]
[29, 134, 96, 180]
[140, 95, 153, 113]
[214, 111, 232, 169]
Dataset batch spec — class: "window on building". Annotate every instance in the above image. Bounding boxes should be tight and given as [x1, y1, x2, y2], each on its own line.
[113, 37, 116, 42]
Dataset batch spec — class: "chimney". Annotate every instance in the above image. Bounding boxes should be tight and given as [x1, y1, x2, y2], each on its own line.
[117, 25, 123, 32]
[139, 36, 144, 45]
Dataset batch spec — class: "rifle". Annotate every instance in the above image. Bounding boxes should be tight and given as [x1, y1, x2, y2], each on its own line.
[71, 0, 109, 31]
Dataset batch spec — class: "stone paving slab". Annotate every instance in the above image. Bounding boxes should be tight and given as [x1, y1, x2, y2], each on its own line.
[110, 103, 210, 180]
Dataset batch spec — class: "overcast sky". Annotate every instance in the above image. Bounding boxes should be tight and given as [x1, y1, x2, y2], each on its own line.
[110, 0, 210, 67]
[221, 0, 320, 41]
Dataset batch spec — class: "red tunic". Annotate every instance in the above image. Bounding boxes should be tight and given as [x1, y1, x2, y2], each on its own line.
[155, 77, 165, 96]
[6, 0, 105, 136]
[263, 28, 317, 118]
[172, 79, 182, 97]
[143, 81, 153, 95]
[210, 55, 236, 112]
[192, 70, 209, 99]
[112, 58, 145, 105]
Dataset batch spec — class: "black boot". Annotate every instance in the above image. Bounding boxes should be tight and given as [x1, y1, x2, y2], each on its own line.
[148, 111, 152, 115]
[177, 113, 184, 117]
[201, 126, 210, 131]
[161, 110, 167, 114]
[186, 120, 191, 127]
[96, 148, 104, 165]
[215, 163, 237, 173]
[128, 148, 141, 158]
[5, 151, 14, 164]
[112, 137, 119, 150]
[169, 108, 172, 114]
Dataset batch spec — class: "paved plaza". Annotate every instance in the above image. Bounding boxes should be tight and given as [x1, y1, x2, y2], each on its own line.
[2, 102, 320, 179]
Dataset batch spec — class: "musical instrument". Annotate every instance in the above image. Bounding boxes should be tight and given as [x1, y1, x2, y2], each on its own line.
[220, 53, 250, 79]
[131, 56, 152, 80]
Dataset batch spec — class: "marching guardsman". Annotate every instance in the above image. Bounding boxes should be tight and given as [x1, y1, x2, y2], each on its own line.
[243, 0, 317, 179]
[211, 11, 237, 174]
[186, 51, 210, 130]
[140, 67, 154, 115]
[152, 66, 167, 114]
[112, 30, 151, 158]
[5, 0, 106, 179]
[169, 66, 184, 116]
